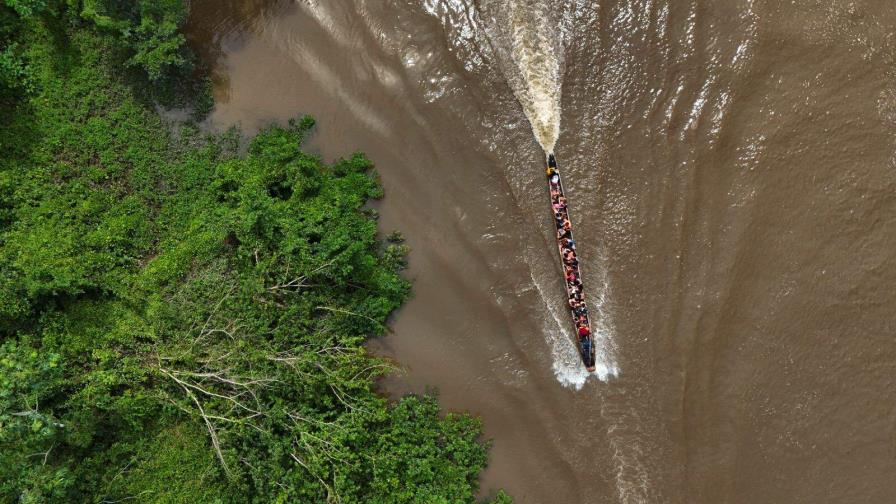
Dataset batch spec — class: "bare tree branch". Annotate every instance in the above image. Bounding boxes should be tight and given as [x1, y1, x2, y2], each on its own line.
[158, 367, 232, 477]
[290, 452, 341, 504]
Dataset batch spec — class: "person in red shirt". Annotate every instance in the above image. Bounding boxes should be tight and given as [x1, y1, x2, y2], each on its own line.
[578, 325, 591, 338]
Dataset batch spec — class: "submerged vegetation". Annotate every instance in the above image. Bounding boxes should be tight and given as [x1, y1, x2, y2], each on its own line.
[0, 1, 508, 502]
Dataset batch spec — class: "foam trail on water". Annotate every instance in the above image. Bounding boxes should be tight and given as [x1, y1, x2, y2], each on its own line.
[588, 271, 620, 380]
[527, 248, 618, 388]
[481, 1, 563, 153]
[507, 2, 562, 153]
[528, 268, 590, 389]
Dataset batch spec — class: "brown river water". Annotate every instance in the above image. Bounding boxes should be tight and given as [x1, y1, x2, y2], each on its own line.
[186, 1, 896, 502]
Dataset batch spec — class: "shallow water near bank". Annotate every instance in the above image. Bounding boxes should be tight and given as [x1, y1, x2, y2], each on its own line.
[186, 1, 896, 502]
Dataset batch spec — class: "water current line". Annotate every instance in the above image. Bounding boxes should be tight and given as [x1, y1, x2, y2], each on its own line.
[599, 390, 656, 504]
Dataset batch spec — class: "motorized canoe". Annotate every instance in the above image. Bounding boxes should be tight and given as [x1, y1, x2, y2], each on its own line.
[546, 153, 597, 372]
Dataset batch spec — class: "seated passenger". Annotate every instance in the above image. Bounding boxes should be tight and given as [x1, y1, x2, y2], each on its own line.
[578, 325, 591, 338]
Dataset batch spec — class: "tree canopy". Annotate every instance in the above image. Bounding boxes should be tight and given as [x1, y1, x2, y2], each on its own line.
[0, 1, 509, 502]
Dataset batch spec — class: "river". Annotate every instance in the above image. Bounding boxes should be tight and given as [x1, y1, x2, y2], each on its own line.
[186, 1, 896, 502]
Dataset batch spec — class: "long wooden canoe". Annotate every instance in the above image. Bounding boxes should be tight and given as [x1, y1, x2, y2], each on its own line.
[546, 153, 596, 372]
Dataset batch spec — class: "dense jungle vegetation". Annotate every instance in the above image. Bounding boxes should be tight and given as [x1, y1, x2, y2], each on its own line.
[0, 1, 510, 502]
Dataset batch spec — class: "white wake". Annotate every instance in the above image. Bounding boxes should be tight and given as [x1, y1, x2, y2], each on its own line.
[480, 0, 563, 153]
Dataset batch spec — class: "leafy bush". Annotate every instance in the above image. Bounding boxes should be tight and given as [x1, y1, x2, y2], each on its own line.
[77, 0, 191, 81]
[3, 0, 48, 18]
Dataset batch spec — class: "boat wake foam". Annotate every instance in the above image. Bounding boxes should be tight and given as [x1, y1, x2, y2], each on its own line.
[480, 1, 563, 153]
[528, 257, 618, 388]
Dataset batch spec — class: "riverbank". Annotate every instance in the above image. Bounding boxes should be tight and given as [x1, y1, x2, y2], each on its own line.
[0, 3, 507, 502]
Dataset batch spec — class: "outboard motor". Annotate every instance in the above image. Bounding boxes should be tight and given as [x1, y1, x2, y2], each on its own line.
[548, 153, 557, 168]
[580, 337, 595, 368]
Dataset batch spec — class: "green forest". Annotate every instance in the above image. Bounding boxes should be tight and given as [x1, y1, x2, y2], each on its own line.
[0, 1, 509, 502]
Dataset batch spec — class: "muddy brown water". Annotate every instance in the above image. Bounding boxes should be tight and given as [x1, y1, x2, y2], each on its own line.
[186, 1, 896, 502]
